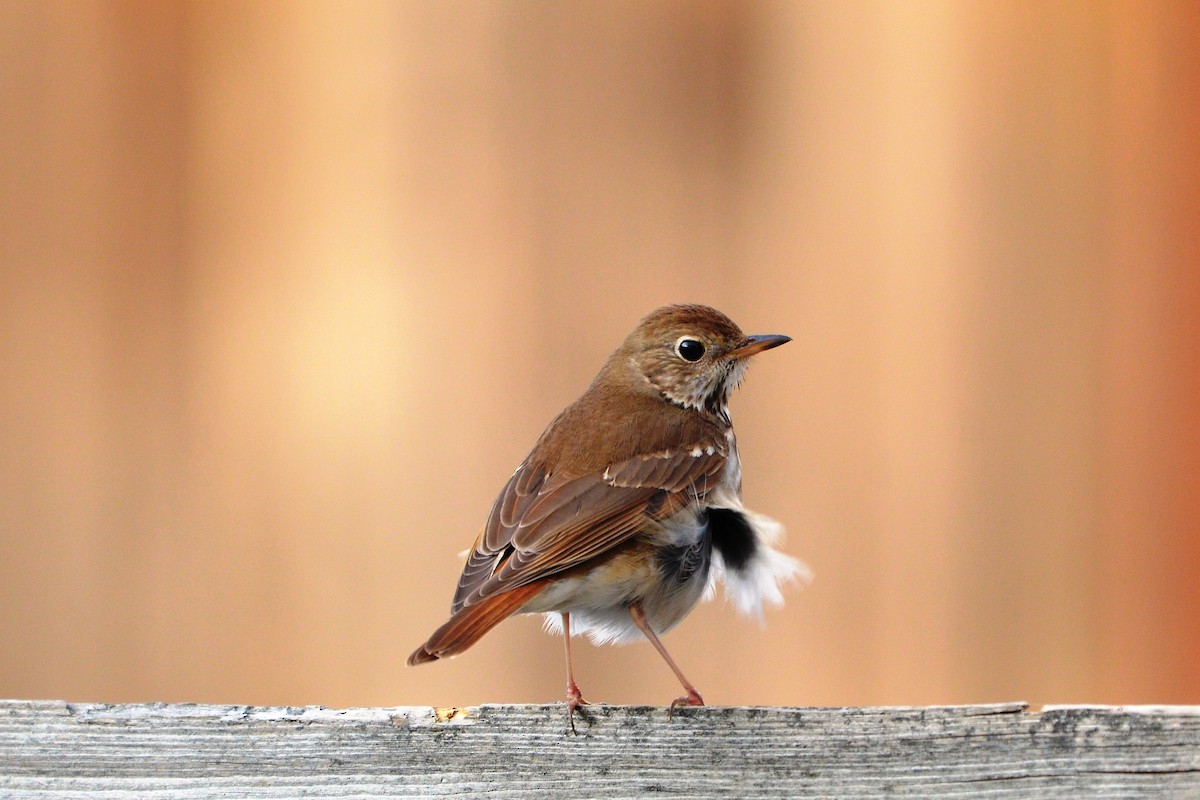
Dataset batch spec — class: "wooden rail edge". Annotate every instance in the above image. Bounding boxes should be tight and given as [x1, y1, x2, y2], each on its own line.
[2, 700, 1199, 798]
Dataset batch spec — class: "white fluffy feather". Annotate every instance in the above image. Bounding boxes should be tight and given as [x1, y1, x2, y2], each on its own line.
[714, 510, 812, 622]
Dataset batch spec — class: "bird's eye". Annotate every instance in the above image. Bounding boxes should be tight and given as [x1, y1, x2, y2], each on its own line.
[675, 337, 706, 362]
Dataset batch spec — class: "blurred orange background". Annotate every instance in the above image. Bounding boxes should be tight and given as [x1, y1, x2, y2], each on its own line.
[1, 1, 1197, 711]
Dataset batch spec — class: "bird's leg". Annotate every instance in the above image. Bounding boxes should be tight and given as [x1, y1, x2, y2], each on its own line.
[628, 602, 705, 713]
[561, 612, 589, 734]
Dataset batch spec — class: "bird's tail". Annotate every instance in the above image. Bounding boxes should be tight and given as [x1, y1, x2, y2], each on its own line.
[407, 581, 548, 666]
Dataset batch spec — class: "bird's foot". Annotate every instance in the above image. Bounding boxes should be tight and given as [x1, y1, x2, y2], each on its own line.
[667, 689, 705, 719]
[566, 681, 590, 735]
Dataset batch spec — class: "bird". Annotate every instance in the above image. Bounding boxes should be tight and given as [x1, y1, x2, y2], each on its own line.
[408, 304, 808, 731]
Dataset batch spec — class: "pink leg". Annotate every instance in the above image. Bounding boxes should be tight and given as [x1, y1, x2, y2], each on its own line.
[562, 612, 589, 733]
[628, 602, 705, 712]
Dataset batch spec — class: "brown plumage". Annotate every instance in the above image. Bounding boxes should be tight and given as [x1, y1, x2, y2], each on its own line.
[407, 580, 548, 665]
[408, 304, 807, 730]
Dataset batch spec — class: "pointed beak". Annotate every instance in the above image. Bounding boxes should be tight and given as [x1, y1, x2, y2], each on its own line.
[727, 333, 791, 360]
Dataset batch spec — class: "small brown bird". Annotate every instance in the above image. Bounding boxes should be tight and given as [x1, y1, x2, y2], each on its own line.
[409, 304, 807, 729]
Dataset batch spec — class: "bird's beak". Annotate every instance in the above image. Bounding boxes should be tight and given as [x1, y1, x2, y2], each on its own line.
[727, 334, 791, 360]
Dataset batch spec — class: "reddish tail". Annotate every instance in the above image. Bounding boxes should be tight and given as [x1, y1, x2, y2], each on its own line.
[407, 581, 547, 666]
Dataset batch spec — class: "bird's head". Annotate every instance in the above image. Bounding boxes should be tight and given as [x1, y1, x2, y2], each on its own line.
[613, 304, 790, 416]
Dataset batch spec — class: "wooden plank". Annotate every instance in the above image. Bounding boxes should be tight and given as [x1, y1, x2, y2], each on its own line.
[2, 700, 1199, 798]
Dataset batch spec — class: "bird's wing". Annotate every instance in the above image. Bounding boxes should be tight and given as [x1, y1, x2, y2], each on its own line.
[449, 440, 728, 614]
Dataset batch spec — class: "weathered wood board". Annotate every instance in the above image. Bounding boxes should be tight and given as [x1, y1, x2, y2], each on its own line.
[2, 700, 1199, 798]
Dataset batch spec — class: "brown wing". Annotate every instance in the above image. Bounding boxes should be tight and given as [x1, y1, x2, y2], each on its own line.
[449, 441, 728, 615]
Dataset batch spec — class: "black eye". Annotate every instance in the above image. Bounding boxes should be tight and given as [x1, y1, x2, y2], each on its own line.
[676, 337, 705, 362]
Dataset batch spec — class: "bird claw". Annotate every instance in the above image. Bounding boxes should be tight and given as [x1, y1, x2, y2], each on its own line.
[667, 689, 705, 719]
[566, 682, 591, 735]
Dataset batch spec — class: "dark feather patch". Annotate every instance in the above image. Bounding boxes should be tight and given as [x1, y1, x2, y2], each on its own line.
[703, 386, 727, 418]
[657, 526, 713, 585]
[707, 507, 757, 572]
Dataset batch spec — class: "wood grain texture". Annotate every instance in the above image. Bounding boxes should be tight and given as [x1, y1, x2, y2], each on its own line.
[2, 700, 1199, 798]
